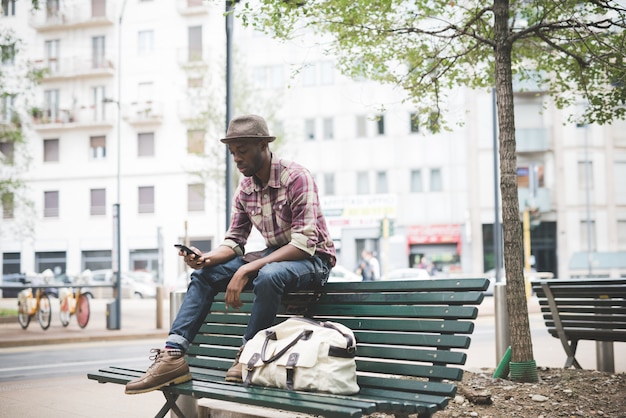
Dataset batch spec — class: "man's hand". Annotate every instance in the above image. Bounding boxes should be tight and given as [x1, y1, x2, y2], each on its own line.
[179, 246, 208, 269]
[225, 265, 257, 309]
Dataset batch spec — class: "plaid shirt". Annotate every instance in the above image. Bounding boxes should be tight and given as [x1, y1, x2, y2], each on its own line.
[222, 155, 336, 265]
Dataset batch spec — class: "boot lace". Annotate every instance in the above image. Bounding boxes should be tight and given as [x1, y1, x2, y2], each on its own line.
[146, 348, 164, 370]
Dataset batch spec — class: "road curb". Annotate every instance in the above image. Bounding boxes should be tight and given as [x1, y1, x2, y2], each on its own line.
[0, 331, 167, 348]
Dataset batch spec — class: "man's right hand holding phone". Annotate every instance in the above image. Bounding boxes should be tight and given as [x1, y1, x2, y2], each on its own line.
[175, 244, 206, 269]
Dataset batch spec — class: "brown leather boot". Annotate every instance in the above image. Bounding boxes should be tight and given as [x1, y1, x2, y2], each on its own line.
[225, 346, 244, 383]
[125, 349, 192, 394]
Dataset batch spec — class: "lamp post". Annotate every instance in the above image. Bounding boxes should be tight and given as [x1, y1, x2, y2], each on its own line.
[225, 0, 238, 229]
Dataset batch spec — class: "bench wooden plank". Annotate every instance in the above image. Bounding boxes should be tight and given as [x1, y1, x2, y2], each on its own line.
[88, 278, 488, 418]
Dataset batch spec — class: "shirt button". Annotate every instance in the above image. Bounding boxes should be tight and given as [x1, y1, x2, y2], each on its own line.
[264, 194, 268, 198]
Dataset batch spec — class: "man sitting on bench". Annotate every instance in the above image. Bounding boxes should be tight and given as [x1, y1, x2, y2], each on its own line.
[125, 114, 336, 394]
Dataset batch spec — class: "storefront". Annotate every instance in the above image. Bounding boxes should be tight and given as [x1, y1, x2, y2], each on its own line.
[406, 224, 462, 274]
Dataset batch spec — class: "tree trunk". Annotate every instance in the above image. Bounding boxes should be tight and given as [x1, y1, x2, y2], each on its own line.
[492, 0, 535, 370]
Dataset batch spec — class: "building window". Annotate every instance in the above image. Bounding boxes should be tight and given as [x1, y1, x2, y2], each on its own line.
[320, 61, 334, 85]
[410, 169, 423, 193]
[187, 129, 205, 154]
[376, 115, 385, 135]
[376, 171, 388, 194]
[1, 94, 14, 124]
[271, 65, 284, 88]
[188, 25, 203, 61]
[187, 183, 205, 212]
[90, 136, 106, 159]
[2, 252, 20, 275]
[138, 132, 155, 157]
[618, 220, 626, 251]
[356, 115, 367, 138]
[44, 89, 60, 121]
[2, 0, 16, 17]
[35, 251, 66, 274]
[323, 117, 334, 140]
[430, 168, 442, 192]
[302, 63, 316, 86]
[1, 42, 15, 65]
[577, 160, 593, 190]
[0, 141, 14, 163]
[43, 138, 59, 162]
[324, 173, 335, 196]
[2, 192, 13, 219]
[138, 186, 154, 213]
[44, 190, 59, 218]
[188, 77, 203, 88]
[82, 250, 111, 271]
[410, 112, 420, 133]
[304, 119, 315, 140]
[93, 85, 106, 121]
[92, 0, 106, 17]
[90, 188, 106, 216]
[580, 220, 596, 252]
[92, 35, 106, 69]
[138, 30, 154, 55]
[357, 171, 369, 195]
[44, 39, 60, 73]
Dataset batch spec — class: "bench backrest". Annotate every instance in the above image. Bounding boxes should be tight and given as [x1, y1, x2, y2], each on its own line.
[531, 278, 626, 341]
[185, 278, 488, 399]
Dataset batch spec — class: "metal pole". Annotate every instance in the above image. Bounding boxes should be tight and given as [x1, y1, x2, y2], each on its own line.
[113, 0, 129, 330]
[492, 87, 502, 282]
[584, 124, 593, 277]
[494, 283, 510, 364]
[225, 1, 235, 230]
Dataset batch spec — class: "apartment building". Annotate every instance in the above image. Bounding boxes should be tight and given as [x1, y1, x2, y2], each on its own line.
[2, 0, 625, 288]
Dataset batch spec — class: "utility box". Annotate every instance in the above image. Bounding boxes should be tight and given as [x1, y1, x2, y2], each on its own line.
[106, 299, 119, 330]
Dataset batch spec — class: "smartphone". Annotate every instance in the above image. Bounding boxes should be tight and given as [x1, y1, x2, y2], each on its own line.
[174, 244, 200, 257]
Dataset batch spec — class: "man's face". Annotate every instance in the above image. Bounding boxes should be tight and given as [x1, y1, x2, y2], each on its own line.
[228, 140, 265, 177]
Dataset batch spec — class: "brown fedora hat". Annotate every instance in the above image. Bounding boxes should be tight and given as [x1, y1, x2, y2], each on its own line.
[220, 114, 276, 143]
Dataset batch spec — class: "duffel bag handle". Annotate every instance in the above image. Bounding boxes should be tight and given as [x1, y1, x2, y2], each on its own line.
[261, 329, 313, 364]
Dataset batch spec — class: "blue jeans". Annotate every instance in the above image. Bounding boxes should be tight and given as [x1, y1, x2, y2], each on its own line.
[167, 248, 330, 352]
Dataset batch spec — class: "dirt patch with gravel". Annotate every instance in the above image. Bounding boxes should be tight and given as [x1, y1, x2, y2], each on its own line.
[366, 367, 626, 418]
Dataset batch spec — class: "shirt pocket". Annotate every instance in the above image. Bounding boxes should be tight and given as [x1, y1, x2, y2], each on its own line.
[246, 204, 264, 230]
[273, 196, 291, 230]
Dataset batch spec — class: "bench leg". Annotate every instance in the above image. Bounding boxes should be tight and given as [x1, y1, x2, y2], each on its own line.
[563, 340, 582, 369]
[154, 392, 186, 418]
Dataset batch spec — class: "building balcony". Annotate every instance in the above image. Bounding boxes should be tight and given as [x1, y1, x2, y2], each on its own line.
[123, 101, 164, 126]
[515, 128, 551, 153]
[35, 57, 115, 81]
[31, 107, 114, 131]
[178, 48, 211, 69]
[28, 2, 115, 32]
[177, 0, 211, 15]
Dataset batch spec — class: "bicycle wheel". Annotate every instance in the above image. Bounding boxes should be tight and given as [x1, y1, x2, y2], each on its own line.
[37, 293, 52, 330]
[59, 297, 71, 327]
[17, 302, 31, 329]
[76, 293, 90, 328]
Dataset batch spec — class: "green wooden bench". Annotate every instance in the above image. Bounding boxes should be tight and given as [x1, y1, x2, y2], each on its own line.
[531, 278, 626, 368]
[88, 278, 488, 418]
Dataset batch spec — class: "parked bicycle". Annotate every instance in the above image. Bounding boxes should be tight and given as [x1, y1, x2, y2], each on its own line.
[17, 287, 52, 330]
[59, 287, 90, 328]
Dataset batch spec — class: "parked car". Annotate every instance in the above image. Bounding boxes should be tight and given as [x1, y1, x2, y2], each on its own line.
[1, 273, 29, 298]
[384, 268, 431, 280]
[328, 265, 362, 282]
[1, 272, 64, 298]
[81, 269, 157, 299]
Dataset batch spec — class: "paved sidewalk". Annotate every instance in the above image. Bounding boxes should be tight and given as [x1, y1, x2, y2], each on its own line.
[0, 295, 623, 418]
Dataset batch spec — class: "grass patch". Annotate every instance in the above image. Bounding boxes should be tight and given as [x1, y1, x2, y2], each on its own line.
[0, 307, 18, 317]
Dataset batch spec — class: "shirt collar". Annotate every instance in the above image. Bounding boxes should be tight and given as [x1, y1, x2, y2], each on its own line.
[242, 153, 281, 194]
